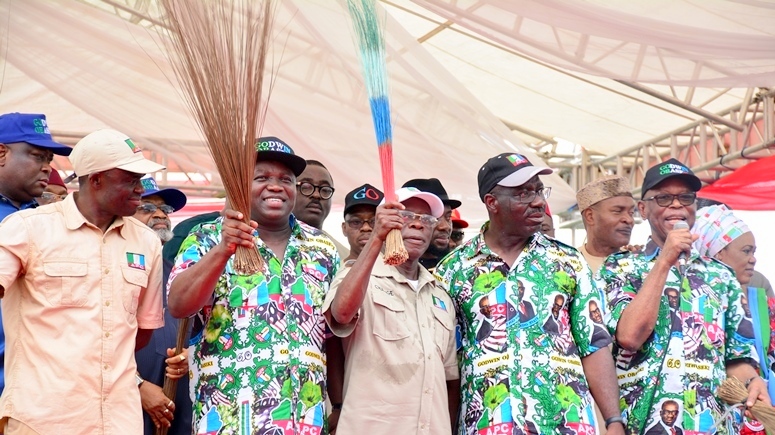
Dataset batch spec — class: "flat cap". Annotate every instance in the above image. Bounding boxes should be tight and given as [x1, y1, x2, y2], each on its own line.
[576, 175, 633, 211]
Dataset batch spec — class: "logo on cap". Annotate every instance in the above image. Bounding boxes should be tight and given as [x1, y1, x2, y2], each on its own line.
[256, 139, 292, 154]
[125, 138, 142, 154]
[507, 154, 528, 166]
[32, 118, 50, 134]
[659, 163, 689, 176]
[140, 177, 158, 192]
[353, 186, 381, 200]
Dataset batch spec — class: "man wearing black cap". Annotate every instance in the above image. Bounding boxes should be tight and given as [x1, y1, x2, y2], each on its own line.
[167, 136, 340, 435]
[435, 153, 622, 435]
[600, 158, 767, 435]
[132, 175, 192, 434]
[402, 178, 460, 270]
[0, 112, 72, 400]
[340, 183, 384, 265]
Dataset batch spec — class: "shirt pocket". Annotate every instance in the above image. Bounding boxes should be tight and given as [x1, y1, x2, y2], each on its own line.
[121, 266, 149, 316]
[371, 290, 410, 341]
[432, 305, 453, 356]
[42, 261, 89, 307]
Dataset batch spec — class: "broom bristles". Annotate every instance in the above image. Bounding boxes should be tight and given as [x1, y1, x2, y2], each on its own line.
[161, 0, 276, 274]
[718, 376, 775, 432]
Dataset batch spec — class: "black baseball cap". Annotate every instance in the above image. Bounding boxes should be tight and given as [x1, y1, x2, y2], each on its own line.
[255, 136, 307, 177]
[401, 178, 461, 209]
[343, 183, 384, 216]
[478, 153, 553, 201]
[641, 158, 702, 198]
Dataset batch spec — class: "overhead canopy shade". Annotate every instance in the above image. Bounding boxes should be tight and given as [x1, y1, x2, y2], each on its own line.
[698, 154, 775, 210]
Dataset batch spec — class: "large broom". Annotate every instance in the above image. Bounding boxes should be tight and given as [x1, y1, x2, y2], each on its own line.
[718, 376, 775, 432]
[160, 0, 275, 275]
[346, 0, 408, 266]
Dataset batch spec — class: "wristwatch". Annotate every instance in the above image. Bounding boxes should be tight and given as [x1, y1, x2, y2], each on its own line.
[605, 416, 624, 429]
[136, 372, 145, 387]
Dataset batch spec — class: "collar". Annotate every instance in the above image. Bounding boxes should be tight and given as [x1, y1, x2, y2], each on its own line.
[461, 221, 544, 260]
[642, 236, 702, 263]
[371, 253, 436, 290]
[63, 193, 126, 237]
[0, 193, 37, 214]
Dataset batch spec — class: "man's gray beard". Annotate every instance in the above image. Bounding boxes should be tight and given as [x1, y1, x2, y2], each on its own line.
[155, 228, 173, 243]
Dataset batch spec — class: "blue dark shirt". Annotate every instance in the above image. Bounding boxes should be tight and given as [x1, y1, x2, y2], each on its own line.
[0, 194, 38, 394]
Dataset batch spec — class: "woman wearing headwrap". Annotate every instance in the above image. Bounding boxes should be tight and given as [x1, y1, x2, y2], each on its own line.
[693, 204, 773, 435]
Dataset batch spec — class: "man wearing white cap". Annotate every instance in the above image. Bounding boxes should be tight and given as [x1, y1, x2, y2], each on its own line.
[324, 187, 459, 434]
[435, 153, 622, 435]
[0, 129, 166, 434]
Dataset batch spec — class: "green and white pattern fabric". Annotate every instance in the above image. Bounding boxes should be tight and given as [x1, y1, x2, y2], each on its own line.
[169, 216, 339, 435]
[435, 223, 611, 435]
[600, 242, 757, 435]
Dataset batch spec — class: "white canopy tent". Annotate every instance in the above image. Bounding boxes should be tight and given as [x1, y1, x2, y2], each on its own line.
[1, 0, 774, 228]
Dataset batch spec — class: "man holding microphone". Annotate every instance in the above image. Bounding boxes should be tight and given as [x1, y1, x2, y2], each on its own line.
[598, 159, 769, 435]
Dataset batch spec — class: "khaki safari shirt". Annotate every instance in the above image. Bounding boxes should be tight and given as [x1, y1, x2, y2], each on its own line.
[324, 254, 458, 435]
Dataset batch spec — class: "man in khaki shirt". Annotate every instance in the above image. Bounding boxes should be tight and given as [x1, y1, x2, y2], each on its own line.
[0, 129, 165, 435]
[324, 187, 459, 434]
[577, 175, 636, 273]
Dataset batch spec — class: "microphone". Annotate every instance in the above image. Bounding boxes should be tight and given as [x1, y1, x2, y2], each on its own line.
[672, 221, 690, 275]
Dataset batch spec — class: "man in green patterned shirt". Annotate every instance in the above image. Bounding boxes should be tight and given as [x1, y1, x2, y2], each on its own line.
[600, 158, 768, 435]
[436, 152, 622, 435]
[168, 137, 340, 435]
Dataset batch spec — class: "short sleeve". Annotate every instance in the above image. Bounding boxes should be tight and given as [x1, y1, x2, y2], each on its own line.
[725, 275, 759, 363]
[569, 258, 612, 356]
[599, 255, 638, 337]
[166, 222, 219, 291]
[0, 214, 29, 292]
[136, 238, 164, 329]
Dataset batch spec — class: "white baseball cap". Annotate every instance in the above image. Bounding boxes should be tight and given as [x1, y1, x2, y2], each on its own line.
[383, 187, 445, 218]
[69, 129, 166, 176]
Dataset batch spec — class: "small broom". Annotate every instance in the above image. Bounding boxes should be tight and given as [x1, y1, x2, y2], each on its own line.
[346, 0, 408, 266]
[160, 0, 276, 274]
[718, 376, 775, 432]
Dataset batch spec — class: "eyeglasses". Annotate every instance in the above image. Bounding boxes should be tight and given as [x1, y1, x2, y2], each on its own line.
[643, 192, 696, 207]
[451, 230, 464, 242]
[297, 182, 334, 200]
[346, 217, 375, 230]
[502, 187, 552, 204]
[661, 410, 679, 416]
[398, 210, 438, 227]
[136, 203, 175, 215]
[40, 192, 67, 202]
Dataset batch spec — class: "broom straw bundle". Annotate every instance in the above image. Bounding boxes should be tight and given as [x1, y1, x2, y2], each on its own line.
[161, 0, 276, 274]
[718, 376, 775, 432]
[346, 0, 408, 266]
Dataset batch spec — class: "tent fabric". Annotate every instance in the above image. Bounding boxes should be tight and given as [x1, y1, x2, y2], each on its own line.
[411, 0, 775, 87]
[698, 154, 775, 210]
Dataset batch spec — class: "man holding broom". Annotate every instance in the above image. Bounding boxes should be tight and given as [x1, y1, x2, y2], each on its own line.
[168, 137, 340, 435]
[599, 159, 769, 434]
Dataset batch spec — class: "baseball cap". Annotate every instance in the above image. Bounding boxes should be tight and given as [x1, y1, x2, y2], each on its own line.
[69, 129, 165, 176]
[255, 136, 306, 177]
[139, 175, 187, 211]
[0, 113, 72, 156]
[343, 183, 384, 216]
[478, 152, 553, 201]
[641, 158, 702, 198]
[401, 178, 461, 209]
[451, 208, 469, 228]
[383, 187, 444, 218]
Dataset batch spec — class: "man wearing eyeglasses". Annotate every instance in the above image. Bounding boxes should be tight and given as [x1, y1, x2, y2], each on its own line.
[324, 187, 459, 434]
[448, 209, 468, 250]
[292, 160, 349, 258]
[600, 158, 766, 435]
[340, 183, 384, 265]
[402, 178, 461, 270]
[132, 175, 192, 435]
[435, 153, 622, 435]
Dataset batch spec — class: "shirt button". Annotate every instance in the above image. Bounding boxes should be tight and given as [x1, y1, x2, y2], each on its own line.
[105, 332, 110, 338]
[105, 301, 111, 307]
[104, 268, 110, 275]
[103, 364, 108, 370]
[427, 355, 431, 360]
[424, 388, 431, 394]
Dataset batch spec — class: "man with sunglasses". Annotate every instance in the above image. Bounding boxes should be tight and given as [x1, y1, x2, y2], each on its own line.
[435, 153, 622, 435]
[132, 175, 192, 434]
[324, 187, 459, 434]
[293, 160, 349, 259]
[600, 158, 766, 435]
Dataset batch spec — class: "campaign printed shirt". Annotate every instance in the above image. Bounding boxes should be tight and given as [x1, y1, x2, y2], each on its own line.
[600, 242, 757, 435]
[168, 216, 339, 435]
[435, 224, 611, 435]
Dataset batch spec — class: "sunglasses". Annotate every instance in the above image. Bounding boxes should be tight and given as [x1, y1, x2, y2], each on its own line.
[451, 230, 464, 242]
[136, 203, 175, 215]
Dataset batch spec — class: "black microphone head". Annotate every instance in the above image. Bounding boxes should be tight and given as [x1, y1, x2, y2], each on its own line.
[672, 221, 690, 230]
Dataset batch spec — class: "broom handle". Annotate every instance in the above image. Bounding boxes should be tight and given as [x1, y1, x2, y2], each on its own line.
[154, 316, 191, 435]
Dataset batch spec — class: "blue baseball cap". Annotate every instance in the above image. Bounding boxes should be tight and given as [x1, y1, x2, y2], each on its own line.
[255, 136, 306, 176]
[0, 113, 72, 156]
[139, 176, 187, 211]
